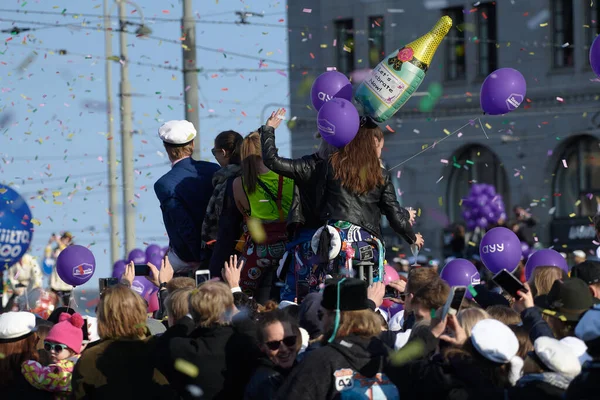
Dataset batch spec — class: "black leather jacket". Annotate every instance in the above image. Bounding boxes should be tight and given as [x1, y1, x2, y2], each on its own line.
[260, 125, 325, 233]
[260, 125, 416, 245]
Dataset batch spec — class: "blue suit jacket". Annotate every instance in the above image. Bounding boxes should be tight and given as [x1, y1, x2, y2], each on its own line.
[154, 157, 220, 263]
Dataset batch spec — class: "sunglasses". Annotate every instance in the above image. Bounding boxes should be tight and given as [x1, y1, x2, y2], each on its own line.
[211, 148, 224, 157]
[44, 342, 69, 353]
[265, 335, 297, 351]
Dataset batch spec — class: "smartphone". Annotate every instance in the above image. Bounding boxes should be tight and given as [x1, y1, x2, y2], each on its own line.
[134, 264, 150, 276]
[82, 317, 89, 342]
[384, 285, 399, 299]
[98, 277, 119, 292]
[441, 286, 467, 321]
[492, 269, 527, 298]
[195, 269, 211, 286]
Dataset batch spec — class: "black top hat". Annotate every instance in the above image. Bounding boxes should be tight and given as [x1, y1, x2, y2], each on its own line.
[321, 278, 370, 311]
[535, 278, 600, 322]
[571, 260, 600, 285]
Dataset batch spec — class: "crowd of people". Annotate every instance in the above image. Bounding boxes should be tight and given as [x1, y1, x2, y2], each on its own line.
[1, 109, 599, 399]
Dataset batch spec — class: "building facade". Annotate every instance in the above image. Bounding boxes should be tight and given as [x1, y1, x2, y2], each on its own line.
[287, 0, 600, 258]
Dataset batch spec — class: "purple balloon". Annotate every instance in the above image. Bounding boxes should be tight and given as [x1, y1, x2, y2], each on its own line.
[147, 253, 162, 270]
[524, 249, 568, 281]
[440, 259, 481, 299]
[112, 260, 126, 279]
[520, 242, 531, 261]
[467, 221, 477, 231]
[386, 302, 404, 318]
[480, 68, 526, 115]
[316, 98, 360, 148]
[145, 244, 161, 260]
[127, 248, 146, 264]
[131, 276, 152, 297]
[311, 71, 353, 111]
[56, 245, 96, 286]
[479, 227, 522, 274]
[160, 246, 169, 258]
[590, 35, 600, 78]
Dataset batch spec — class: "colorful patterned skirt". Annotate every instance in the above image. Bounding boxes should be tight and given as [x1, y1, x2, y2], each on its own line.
[281, 221, 385, 303]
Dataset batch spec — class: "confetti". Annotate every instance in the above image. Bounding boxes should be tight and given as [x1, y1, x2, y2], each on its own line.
[247, 218, 266, 243]
[562, 159, 568, 168]
[174, 359, 198, 377]
[302, 8, 312, 13]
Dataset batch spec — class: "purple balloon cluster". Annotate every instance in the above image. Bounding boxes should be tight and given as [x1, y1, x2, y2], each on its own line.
[310, 71, 360, 148]
[461, 184, 506, 231]
[112, 244, 168, 297]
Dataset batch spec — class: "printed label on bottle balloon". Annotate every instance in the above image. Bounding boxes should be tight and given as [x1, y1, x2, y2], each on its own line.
[481, 243, 504, 254]
[505, 94, 524, 111]
[364, 63, 408, 107]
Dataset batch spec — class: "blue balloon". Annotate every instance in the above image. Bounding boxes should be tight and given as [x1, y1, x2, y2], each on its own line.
[41, 258, 54, 275]
[0, 184, 34, 270]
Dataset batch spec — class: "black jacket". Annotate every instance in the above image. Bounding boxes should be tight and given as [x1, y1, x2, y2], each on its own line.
[276, 335, 398, 400]
[260, 125, 325, 233]
[1, 373, 53, 400]
[565, 361, 600, 400]
[155, 316, 260, 400]
[244, 358, 291, 400]
[260, 125, 416, 245]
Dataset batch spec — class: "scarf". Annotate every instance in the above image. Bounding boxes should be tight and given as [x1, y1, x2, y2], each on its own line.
[201, 164, 241, 243]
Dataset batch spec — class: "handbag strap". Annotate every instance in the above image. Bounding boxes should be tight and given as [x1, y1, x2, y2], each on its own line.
[256, 175, 285, 222]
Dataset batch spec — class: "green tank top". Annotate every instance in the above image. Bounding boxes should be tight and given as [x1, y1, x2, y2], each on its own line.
[243, 170, 293, 221]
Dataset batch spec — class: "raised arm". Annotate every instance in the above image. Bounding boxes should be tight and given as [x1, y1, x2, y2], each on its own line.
[379, 173, 419, 246]
[260, 108, 318, 182]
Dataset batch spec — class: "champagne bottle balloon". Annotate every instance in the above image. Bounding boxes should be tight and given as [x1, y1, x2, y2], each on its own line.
[354, 16, 453, 123]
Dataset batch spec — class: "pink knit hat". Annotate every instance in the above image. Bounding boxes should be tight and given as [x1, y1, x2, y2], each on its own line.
[45, 312, 84, 353]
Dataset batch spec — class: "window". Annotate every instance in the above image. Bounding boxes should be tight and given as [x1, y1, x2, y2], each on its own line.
[447, 145, 509, 222]
[553, 135, 600, 218]
[443, 7, 466, 80]
[368, 16, 384, 69]
[551, 0, 574, 68]
[335, 19, 354, 74]
[475, 2, 497, 77]
[585, 1, 600, 51]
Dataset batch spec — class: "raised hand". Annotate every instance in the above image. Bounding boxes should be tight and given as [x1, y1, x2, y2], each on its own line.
[266, 108, 286, 129]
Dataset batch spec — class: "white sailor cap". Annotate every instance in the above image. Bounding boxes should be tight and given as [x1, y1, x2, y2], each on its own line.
[158, 120, 196, 145]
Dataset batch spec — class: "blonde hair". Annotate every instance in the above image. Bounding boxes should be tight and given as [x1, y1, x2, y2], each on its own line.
[165, 288, 193, 323]
[528, 266, 567, 296]
[457, 308, 490, 337]
[189, 281, 234, 327]
[240, 132, 262, 194]
[164, 142, 194, 162]
[486, 305, 521, 326]
[328, 309, 381, 339]
[97, 285, 148, 340]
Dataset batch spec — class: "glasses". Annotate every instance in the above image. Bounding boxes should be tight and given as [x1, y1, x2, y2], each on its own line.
[211, 148, 224, 157]
[44, 342, 69, 353]
[265, 335, 297, 351]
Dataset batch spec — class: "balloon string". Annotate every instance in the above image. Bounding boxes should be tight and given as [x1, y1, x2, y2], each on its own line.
[68, 288, 78, 312]
[387, 118, 489, 171]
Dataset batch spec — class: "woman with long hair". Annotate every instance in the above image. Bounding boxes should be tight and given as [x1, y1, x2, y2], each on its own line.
[232, 131, 294, 303]
[205, 130, 245, 278]
[262, 109, 421, 287]
[260, 109, 339, 302]
[245, 309, 301, 399]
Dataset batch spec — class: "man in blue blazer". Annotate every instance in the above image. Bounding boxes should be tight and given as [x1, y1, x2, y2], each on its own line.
[154, 120, 220, 274]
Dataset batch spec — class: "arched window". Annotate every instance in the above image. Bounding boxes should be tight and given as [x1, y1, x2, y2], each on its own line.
[553, 135, 600, 217]
[447, 144, 509, 222]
